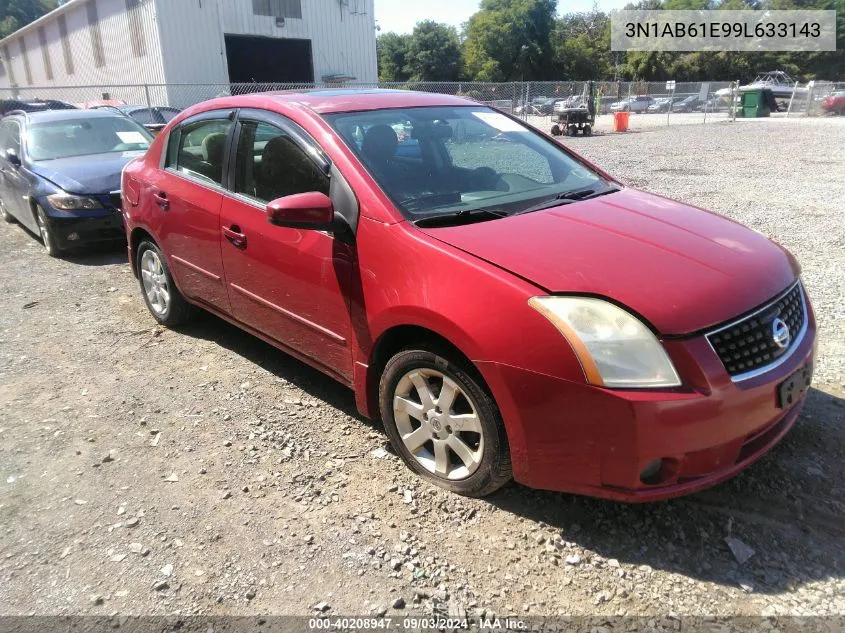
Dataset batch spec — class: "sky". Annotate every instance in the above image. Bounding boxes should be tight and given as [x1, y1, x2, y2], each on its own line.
[373, 0, 630, 35]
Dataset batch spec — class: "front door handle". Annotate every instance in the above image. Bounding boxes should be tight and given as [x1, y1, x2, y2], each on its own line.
[222, 225, 247, 249]
[154, 190, 169, 210]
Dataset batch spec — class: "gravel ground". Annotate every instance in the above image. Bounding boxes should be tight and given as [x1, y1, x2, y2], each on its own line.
[1, 117, 844, 619]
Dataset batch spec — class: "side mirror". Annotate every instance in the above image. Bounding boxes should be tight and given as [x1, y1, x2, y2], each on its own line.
[5, 149, 21, 168]
[266, 192, 334, 230]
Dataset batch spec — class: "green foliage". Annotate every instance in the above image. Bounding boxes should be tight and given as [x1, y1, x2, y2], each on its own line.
[0, 0, 58, 39]
[463, 0, 558, 80]
[377, 32, 411, 82]
[404, 21, 462, 81]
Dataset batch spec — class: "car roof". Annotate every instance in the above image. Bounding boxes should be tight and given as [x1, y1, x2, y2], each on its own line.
[19, 109, 126, 122]
[191, 88, 479, 116]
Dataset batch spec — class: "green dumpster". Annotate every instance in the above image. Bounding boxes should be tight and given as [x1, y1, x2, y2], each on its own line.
[737, 89, 771, 118]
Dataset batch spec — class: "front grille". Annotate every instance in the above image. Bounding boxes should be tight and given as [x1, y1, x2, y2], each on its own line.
[706, 282, 806, 379]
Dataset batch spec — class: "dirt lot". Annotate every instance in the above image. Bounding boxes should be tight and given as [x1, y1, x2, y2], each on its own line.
[1, 117, 844, 618]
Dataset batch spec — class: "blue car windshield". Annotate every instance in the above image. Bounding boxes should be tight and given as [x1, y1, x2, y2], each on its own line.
[27, 116, 153, 161]
[324, 106, 606, 219]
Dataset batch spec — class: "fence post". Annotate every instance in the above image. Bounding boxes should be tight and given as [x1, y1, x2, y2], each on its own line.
[731, 81, 738, 122]
[143, 83, 153, 121]
[785, 81, 799, 117]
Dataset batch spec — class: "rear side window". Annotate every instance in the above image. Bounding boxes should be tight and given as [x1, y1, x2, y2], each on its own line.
[233, 120, 329, 204]
[166, 119, 232, 186]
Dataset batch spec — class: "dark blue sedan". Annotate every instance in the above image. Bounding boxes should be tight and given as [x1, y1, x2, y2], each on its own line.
[0, 109, 153, 256]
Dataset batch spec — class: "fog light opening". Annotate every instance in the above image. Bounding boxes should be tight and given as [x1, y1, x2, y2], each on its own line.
[639, 459, 664, 485]
[67, 232, 80, 241]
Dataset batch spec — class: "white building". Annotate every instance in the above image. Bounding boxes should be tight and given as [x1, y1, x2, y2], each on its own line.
[0, 0, 378, 106]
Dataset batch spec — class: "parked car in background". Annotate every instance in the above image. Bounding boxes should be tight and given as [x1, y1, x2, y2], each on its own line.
[822, 91, 845, 115]
[610, 95, 654, 113]
[673, 95, 705, 112]
[1, 99, 76, 117]
[647, 96, 684, 113]
[123, 89, 815, 502]
[515, 97, 557, 116]
[94, 104, 182, 134]
[0, 109, 153, 256]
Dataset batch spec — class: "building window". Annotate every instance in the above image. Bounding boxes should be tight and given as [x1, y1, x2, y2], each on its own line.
[125, 0, 147, 58]
[19, 38, 33, 85]
[37, 27, 53, 80]
[87, 0, 106, 68]
[57, 15, 74, 75]
[252, 0, 302, 19]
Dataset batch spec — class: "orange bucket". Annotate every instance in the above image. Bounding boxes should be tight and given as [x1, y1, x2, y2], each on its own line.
[613, 111, 630, 132]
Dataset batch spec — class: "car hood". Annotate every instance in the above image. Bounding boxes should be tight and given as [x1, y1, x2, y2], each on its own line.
[417, 188, 798, 335]
[29, 150, 146, 194]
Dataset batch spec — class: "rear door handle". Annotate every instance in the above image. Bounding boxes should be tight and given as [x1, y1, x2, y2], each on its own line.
[222, 225, 247, 249]
[154, 190, 169, 210]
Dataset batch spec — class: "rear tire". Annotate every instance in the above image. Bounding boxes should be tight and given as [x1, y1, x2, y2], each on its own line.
[379, 345, 512, 497]
[550, 124, 562, 136]
[583, 124, 592, 136]
[136, 240, 195, 327]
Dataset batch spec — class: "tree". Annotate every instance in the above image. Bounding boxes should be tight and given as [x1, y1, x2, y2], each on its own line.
[377, 32, 411, 82]
[463, 0, 558, 81]
[552, 10, 614, 80]
[0, 0, 58, 39]
[404, 21, 461, 81]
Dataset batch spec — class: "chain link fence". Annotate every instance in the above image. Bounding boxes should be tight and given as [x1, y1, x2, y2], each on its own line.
[1, 80, 842, 132]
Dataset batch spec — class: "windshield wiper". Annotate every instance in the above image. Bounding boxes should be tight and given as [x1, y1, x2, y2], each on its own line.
[512, 186, 621, 216]
[414, 208, 508, 228]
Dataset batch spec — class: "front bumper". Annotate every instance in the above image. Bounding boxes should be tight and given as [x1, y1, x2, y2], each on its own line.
[41, 207, 125, 249]
[477, 295, 817, 502]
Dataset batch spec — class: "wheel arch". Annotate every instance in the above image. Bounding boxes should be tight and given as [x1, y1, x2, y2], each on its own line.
[363, 323, 489, 423]
[129, 226, 157, 277]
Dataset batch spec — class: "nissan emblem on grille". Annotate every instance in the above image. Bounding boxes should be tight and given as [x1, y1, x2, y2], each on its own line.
[705, 282, 806, 379]
[771, 317, 791, 349]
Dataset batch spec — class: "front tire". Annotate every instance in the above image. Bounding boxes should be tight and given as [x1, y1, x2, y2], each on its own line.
[136, 240, 194, 327]
[0, 197, 15, 223]
[35, 205, 62, 257]
[379, 346, 512, 497]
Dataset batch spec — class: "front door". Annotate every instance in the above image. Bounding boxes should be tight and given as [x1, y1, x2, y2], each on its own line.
[156, 112, 235, 314]
[219, 113, 354, 383]
[0, 120, 31, 227]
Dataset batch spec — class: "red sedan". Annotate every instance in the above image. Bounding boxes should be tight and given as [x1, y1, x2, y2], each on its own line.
[822, 91, 845, 115]
[121, 90, 815, 501]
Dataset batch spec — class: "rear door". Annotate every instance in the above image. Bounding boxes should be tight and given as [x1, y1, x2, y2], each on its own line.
[218, 110, 355, 383]
[154, 110, 235, 314]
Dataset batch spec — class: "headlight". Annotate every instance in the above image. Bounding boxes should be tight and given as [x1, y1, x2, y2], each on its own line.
[46, 193, 103, 211]
[528, 296, 681, 388]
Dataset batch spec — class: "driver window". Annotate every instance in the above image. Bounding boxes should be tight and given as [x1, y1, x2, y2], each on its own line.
[0, 121, 21, 155]
[233, 120, 329, 204]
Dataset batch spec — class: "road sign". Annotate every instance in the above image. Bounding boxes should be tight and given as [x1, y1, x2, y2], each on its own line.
[666, 80, 676, 90]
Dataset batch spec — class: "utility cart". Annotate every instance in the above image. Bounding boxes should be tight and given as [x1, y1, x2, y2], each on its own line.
[550, 82, 596, 137]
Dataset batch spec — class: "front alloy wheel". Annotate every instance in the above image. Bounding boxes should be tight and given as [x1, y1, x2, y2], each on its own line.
[35, 205, 61, 257]
[379, 347, 512, 497]
[394, 367, 484, 480]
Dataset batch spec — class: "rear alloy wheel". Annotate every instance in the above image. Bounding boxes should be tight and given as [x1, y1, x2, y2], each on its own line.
[137, 240, 194, 327]
[35, 205, 61, 257]
[379, 347, 512, 497]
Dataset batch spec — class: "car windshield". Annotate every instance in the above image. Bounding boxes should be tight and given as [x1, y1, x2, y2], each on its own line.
[27, 116, 153, 161]
[324, 106, 608, 220]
